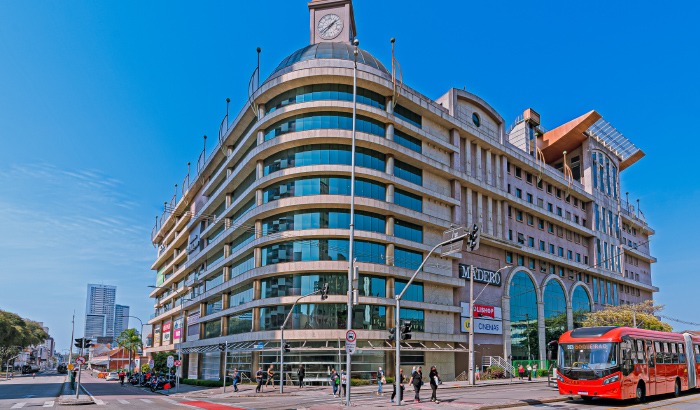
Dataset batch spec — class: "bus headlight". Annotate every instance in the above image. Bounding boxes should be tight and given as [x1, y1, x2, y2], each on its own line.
[556, 374, 565, 383]
[602, 374, 619, 385]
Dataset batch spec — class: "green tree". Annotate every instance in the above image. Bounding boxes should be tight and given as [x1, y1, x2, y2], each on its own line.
[116, 328, 142, 372]
[582, 301, 672, 332]
[151, 352, 172, 373]
[0, 310, 49, 364]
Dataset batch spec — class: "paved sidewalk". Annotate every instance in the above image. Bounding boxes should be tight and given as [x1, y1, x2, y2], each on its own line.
[57, 376, 95, 405]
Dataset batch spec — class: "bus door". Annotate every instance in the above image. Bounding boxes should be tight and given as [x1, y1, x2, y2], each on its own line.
[646, 340, 656, 396]
[683, 334, 696, 389]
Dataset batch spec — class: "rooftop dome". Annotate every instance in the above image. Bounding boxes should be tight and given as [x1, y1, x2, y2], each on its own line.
[271, 42, 390, 77]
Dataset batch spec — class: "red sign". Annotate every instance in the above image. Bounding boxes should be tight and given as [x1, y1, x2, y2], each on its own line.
[162, 321, 172, 332]
[174, 360, 181, 367]
[473, 304, 495, 318]
[75, 356, 86, 365]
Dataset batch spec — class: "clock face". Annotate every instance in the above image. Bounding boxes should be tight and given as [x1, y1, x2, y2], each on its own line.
[317, 14, 343, 40]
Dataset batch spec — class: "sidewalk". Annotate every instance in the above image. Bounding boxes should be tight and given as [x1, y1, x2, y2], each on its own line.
[57, 376, 95, 405]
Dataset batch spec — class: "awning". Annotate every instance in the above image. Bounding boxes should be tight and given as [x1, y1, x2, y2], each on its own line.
[181, 340, 469, 354]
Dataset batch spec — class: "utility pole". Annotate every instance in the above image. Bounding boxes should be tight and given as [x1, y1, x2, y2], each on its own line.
[68, 311, 75, 364]
[468, 265, 475, 385]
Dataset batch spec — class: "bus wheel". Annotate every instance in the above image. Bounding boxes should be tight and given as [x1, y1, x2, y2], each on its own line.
[581, 396, 593, 402]
[674, 378, 681, 398]
[635, 382, 646, 403]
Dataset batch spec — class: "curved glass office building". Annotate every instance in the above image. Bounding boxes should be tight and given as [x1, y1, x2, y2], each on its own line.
[147, 0, 657, 382]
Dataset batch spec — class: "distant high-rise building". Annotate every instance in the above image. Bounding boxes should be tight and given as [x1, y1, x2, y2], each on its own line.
[114, 304, 130, 337]
[84, 284, 117, 341]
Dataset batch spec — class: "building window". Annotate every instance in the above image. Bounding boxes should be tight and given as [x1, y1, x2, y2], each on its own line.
[260, 274, 348, 298]
[526, 214, 534, 226]
[393, 129, 422, 153]
[263, 176, 385, 203]
[203, 320, 221, 339]
[228, 311, 253, 335]
[558, 247, 564, 257]
[509, 272, 538, 360]
[263, 144, 385, 176]
[262, 239, 385, 266]
[527, 237, 535, 247]
[394, 189, 422, 212]
[538, 218, 545, 230]
[515, 167, 522, 178]
[394, 219, 423, 243]
[264, 112, 385, 141]
[266, 84, 386, 113]
[526, 193, 533, 203]
[394, 247, 423, 270]
[394, 159, 423, 185]
[262, 209, 385, 236]
[517, 255, 524, 266]
[515, 188, 522, 199]
[516, 210, 523, 222]
[395, 280, 424, 302]
[394, 105, 422, 128]
[539, 240, 545, 251]
[358, 275, 386, 298]
[549, 244, 555, 254]
[526, 173, 533, 184]
[400, 308, 425, 332]
[472, 112, 481, 127]
[506, 251, 513, 263]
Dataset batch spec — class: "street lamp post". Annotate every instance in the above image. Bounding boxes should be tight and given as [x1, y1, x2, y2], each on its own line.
[119, 315, 145, 384]
[280, 283, 329, 394]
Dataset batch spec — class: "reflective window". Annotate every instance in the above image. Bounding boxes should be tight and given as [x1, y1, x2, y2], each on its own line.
[357, 275, 386, 298]
[205, 271, 223, 291]
[228, 311, 253, 335]
[400, 308, 425, 332]
[393, 129, 422, 153]
[203, 319, 221, 339]
[394, 105, 422, 128]
[230, 231, 254, 255]
[263, 144, 385, 176]
[260, 273, 348, 298]
[229, 284, 254, 308]
[260, 303, 386, 331]
[394, 159, 423, 185]
[262, 209, 385, 236]
[264, 112, 385, 141]
[265, 84, 386, 113]
[544, 280, 567, 343]
[261, 239, 385, 266]
[263, 176, 385, 203]
[509, 271, 538, 360]
[572, 286, 592, 328]
[230, 253, 254, 278]
[205, 298, 223, 315]
[394, 247, 423, 270]
[394, 188, 422, 212]
[394, 219, 423, 243]
[395, 280, 423, 302]
[233, 170, 256, 200]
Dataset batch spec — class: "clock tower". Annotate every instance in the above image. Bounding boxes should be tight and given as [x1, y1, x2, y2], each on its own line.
[308, 0, 357, 45]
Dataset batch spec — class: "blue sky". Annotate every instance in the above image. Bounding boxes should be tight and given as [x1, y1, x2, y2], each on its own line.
[0, 0, 698, 351]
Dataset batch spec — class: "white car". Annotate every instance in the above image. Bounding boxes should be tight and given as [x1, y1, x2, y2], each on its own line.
[105, 372, 119, 381]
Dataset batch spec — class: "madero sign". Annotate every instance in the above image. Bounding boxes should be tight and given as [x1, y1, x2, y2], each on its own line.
[458, 264, 502, 287]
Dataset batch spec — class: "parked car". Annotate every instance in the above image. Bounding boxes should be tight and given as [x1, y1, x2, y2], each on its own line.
[105, 372, 119, 381]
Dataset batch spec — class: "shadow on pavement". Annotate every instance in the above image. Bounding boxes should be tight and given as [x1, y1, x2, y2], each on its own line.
[0, 374, 63, 400]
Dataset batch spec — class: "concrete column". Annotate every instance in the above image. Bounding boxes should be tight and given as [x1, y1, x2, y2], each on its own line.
[226, 193, 233, 209]
[256, 189, 263, 206]
[224, 244, 231, 259]
[386, 97, 394, 115]
[253, 307, 261, 331]
[258, 103, 266, 119]
[496, 200, 503, 239]
[485, 150, 493, 186]
[451, 180, 462, 225]
[253, 279, 261, 300]
[256, 160, 264, 179]
[487, 196, 494, 236]
[386, 216, 395, 236]
[466, 188, 473, 227]
[477, 192, 484, 228]
[223, 265, 231, 282]
[450, 129, 461, 172]
[257, 129, 265, 146]
[221, 316, 228, 337]
[537, 301, 546, 361]
[503, 201, 510, 240]
[386, 155, 395, 175]
[566, 304, 574, 330]
[254, 247, 262, 268]
[387, 244, 395, 267]
[475, 144, 482, 181]
[502, 155, 508, 191]
[465, 138, 472, 177]
[255, 220, 263, 240]
[495, 155, 501, 189]
[386, 184, 395, 204]
[502, 295, 511, 361]
[386, 123, 395, 141]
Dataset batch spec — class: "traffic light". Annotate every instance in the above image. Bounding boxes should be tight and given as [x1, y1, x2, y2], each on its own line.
[387, 327, 396, 342]
[467, 224, 480, 252]
[320, 283, 329, 300]
[284, 343, 291, 353]
[400, 320, 412, 341]
[74, 338, 93, 349]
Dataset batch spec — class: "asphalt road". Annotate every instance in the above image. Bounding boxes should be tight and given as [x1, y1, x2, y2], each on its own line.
[0, 370, 63, 408]
[534, 389, 700, 409]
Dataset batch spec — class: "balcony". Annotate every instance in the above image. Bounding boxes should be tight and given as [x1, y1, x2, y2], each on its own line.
[621, 200, 651, 231]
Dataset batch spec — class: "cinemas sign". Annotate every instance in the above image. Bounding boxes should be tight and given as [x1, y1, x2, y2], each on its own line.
[458, 264, 502, 287]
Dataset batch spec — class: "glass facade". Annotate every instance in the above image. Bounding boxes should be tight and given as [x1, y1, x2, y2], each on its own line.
[394, 219, 423, 243]
[395, 280, 423, 302]
[261, 239, 386, 266]
[228, 284, 254, 308]
[394, 105, 422, 128]
[264, 112, 385, 141]
[262, 209, 385, 236]
[357, 275, 386, 298]
[266, 84, 385, 113]
[399, 308, 425, 332]
[203, 320, 221, 339]
[394, 188, 422, 212]
[228, 311, 253, 335]
[543, 280, 567, 344]
[263, 176, 385, 203]
[509, 271, 538, 360]
[260, 273, 348, 298]
[394, 247, 423, 270]
[572, 286, 592, 328]
[393, 129, 422, 153]
[394, 159, 422, 185]
[263, 144, 385, 176]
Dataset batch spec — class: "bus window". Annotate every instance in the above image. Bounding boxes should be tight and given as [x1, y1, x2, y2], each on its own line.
[695, 345, 700, 362]
[621, 340, 633, 376]
[655, 342, 663, 364]
[662, 342, 670, 364]
[648, 341, 656, 368]
[678, 343, 685, 363]
[671, 343, 679, 364]
[636, 340, 646, 364]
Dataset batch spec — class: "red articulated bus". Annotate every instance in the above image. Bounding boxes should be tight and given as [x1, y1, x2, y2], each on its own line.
[556, 326, 700, 402]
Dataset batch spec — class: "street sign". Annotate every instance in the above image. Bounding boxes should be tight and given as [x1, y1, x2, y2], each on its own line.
[75, 356, 86, 365]
[148, 359, 154, 369]
[67, 364, 75, 371]
[346, 329, 357, 343]
[174, 360, 181, 367]
[346, 341, 357, 355]
[134, 359, 140, 369]
[166, 355, 174, 368]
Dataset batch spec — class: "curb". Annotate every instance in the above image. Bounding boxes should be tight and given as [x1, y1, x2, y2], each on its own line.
[57, 381, 96, 406]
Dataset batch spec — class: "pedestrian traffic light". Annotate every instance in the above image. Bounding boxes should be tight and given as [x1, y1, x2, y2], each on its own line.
[387, 327, 396, 342]
[467, 224, 480, 252]
[320, 283, 329, 300]
[284, 343, 291, 353]
[401, 320, 412, 341]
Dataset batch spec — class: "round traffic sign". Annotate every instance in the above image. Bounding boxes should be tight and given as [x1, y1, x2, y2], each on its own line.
[346, 329, 357, 342]
[75, 356, 86, 365]
[174, 360, 182, 367]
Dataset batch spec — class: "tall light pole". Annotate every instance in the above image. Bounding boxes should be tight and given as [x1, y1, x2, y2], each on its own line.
[119, 315, 144, 384]
[468, 265, 510, 385]
[345, 37, 360, 407]
[280, 283, 329, 394]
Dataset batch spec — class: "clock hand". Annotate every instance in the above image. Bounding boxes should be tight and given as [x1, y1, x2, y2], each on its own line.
[321, 20, 337, 35]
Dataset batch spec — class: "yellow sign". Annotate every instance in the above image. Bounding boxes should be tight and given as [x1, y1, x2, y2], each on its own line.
[67, 364, 75, 370]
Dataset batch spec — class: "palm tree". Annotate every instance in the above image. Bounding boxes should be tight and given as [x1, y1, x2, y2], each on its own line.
[116, 329, 142, 373]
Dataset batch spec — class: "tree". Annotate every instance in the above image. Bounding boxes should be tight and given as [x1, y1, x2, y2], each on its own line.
[0, 310, 49, 364]
[116, 328, 142, 372]
[151, 352, 171, 373]
[582, 301, 672, 332]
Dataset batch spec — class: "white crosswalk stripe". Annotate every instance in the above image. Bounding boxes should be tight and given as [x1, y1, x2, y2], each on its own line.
[94, 399, 106, 405]
[140, 399, 154, 403]
[118, 399, 130, 404]
[162, 398, 178, 403]
[42, 402, 54, 408]
[11, 404, 26, 409]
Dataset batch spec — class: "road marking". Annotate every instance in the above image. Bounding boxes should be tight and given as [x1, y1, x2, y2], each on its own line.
[140, 398, 154, 403]
[42, 402, 54, 408]
[162, 397, 178, 403]
[118, 399, 130, 404]
[94, 398, 106, 405]
[11, 404, 26, 409]
[180, 401, 245, 410]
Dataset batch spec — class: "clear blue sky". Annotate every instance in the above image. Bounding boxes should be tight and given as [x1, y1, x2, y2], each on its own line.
[1, 0, 698, 352]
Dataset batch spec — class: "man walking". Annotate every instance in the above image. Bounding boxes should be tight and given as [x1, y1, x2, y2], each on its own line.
[265, 365, 275, 388]
[411, 366, 423, 402]
[391, 368, 405, 404]
[232, 367, 240, 392]
[297, 364, 305, 388]
[330, 369, 339, 397]
[255, 367, 263, 393]
[377, 366, 385, 396]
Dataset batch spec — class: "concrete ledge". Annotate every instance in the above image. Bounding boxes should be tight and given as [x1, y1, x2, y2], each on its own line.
[57, 379, 95, 406]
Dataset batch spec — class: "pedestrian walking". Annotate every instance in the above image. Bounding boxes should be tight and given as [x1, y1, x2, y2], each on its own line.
[527, 364, 532, 381]
[340, 370, 347, 397]
[533, 363, 538, 379]
[265, 365, 275, 388]
[518, 364, 525, 380]
[232, 368, 240, 392]
[429, 365, 440, 403]
[255, 367, 263, 393]
[411, 366, 423, 402]
[377, 366, 385, 395]
[118, 370, 125, 386]
[391, 368, 405, 403]
[297, 364, 305, 388]
[330, 369, 340, 397]
[410, 366, 417, 391]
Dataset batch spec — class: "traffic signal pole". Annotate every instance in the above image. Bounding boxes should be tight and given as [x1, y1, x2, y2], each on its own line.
[76, 338, 84, 399]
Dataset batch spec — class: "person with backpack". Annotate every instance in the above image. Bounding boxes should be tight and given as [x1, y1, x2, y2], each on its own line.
[411, 366, 423, 402]
[231, 367, 240, 392]
[391, 368, 405, 404]
[297, 364, 305, 388]
[377, 366, 385, 395]
[429, 366, 440, 403]
[330, 368, 339, 397]
[255, 367, 263, 393]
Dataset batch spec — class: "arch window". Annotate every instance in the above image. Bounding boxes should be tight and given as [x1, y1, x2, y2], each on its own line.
[571, 286, 592, 328]
[543, 280, 567, 344]
[509, 271, 538, 360]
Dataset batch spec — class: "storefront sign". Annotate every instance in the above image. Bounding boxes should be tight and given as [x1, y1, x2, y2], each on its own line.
[458, 264, 502, 286]
[173, 318, 183, 342]
[461, 317, 504, 335]
[162, 321, 172, 343]
[154, 325, 162, 345]
[460, 303, 502, 320]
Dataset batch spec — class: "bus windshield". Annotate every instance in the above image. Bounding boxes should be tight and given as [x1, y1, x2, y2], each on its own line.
[559, 342, 619, 370]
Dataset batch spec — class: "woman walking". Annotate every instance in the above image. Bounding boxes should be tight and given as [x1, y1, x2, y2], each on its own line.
[526, 363, 532, 381]
[391, 368, 405, 404]
[297, 364, 305, 388]
[411, 366, 423, 402]
[518, 364, 525, 380]
[429, 366, 440, 403]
